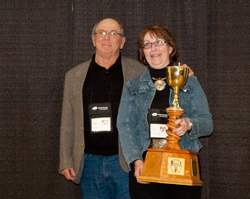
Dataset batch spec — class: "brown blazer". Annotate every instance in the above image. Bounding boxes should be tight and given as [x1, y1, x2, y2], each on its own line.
[59, 56, 146, 183]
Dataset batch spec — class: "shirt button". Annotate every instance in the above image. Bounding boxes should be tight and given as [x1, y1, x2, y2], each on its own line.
[80, 144, 84, 148]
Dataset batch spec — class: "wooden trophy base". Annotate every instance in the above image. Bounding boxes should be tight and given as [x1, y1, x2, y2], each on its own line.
[138, 109, 202, 186]
[138, 148, 202, 186]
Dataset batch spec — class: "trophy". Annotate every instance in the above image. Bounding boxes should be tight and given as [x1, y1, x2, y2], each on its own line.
[138, 64, 202, 186]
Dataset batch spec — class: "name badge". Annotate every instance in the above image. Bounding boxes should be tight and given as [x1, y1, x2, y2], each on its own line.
[91, 117, 111, 132]
[89, 103, 112, 133]
[148, 108, 169, 138]
[150, 123, 168, 138]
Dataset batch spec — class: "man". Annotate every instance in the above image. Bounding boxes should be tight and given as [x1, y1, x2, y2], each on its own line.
[59, 18, 146, 199]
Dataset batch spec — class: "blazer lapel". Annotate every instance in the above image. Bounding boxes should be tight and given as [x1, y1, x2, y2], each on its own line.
[72, 60, 91, 104]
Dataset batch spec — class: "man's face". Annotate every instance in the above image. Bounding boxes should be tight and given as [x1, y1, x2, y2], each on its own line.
[92, 19, 126, 57]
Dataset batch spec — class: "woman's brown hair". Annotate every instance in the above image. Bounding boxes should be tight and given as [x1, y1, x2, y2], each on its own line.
[137, 25, 178, 65]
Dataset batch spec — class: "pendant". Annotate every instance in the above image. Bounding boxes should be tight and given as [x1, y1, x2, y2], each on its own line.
[154, 79, 166, 91]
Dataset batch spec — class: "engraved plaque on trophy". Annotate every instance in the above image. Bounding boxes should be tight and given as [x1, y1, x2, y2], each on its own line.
[138, 64, 202, 186]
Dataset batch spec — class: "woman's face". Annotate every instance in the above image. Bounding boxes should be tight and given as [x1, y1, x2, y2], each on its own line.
[143, 33, 173, 69]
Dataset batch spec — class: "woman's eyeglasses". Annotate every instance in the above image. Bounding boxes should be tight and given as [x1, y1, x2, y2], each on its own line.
[143, 40, 166, 49]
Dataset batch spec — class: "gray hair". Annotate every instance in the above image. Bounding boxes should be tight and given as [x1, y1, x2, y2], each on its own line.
[91, 19, 125, 36]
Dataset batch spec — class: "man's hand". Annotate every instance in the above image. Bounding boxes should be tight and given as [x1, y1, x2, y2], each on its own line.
[134, 160, 150, 184]
[62, 168, 75, 181]
[179, 64, 194, 76]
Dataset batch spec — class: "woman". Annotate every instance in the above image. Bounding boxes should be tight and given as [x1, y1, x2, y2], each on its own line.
[117, 25, 213, 199]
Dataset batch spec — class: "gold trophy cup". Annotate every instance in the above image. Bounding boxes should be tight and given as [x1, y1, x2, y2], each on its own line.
[167, 65, 189, 110]
[138, 64, 202, 186]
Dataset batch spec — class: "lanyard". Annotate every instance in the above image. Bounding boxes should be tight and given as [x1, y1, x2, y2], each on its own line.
[89, 66, 113, 103]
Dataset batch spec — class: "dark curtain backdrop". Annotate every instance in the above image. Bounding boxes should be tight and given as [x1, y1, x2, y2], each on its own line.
[0, 0, 249, 199]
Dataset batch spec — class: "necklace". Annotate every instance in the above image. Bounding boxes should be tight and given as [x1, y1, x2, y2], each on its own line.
[152, 77, 167, 91]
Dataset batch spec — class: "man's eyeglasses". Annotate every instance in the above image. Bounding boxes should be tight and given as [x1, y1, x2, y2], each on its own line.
[143, 40, 166, 49]
[94, 30, 123, 38]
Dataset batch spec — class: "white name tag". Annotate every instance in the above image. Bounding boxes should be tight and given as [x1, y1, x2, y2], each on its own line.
[91, 117, 111, 132]
[150, 124, 168, 138]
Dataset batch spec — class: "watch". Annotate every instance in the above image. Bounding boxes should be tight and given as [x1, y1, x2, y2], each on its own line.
[188, 119, 193, 131]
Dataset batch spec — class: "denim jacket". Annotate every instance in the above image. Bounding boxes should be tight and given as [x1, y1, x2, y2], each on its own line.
[117, 69, 213, 168]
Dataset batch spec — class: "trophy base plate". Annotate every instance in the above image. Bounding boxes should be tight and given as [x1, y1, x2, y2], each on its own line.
[138, 148, 203, 186]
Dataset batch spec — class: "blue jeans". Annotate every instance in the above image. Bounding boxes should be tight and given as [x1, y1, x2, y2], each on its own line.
[80, 153, 130, 199]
